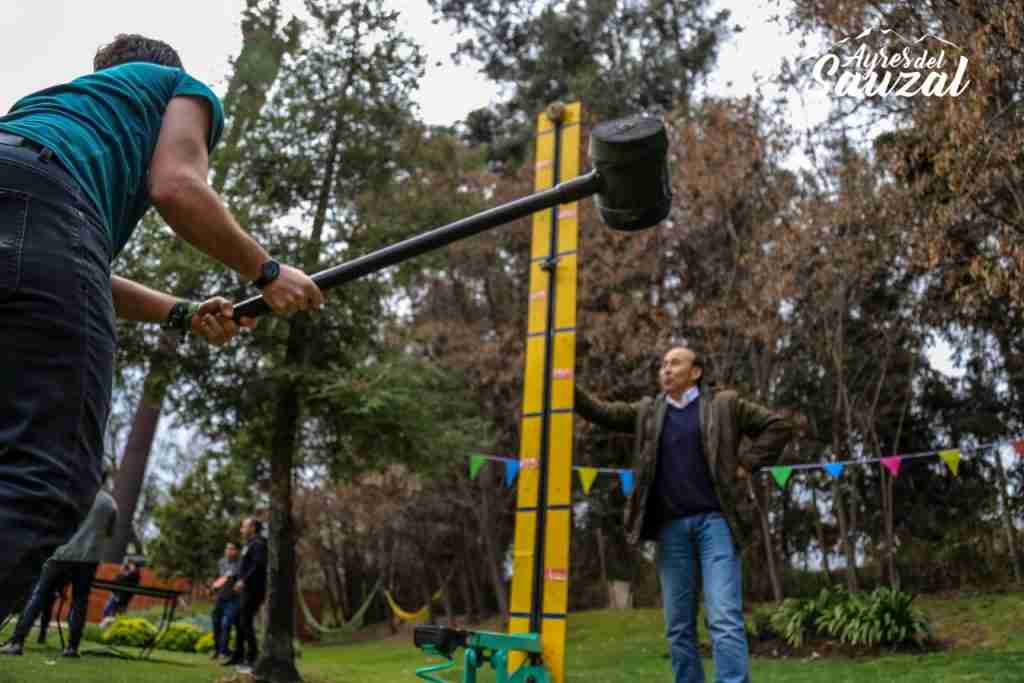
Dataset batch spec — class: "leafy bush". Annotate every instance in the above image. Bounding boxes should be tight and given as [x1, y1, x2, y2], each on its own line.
[769, 586, 932, 649]
[155, 622, 204, 652]
[770, 586, 848, 647]
[818, 586, 933, 647]
[80, 622, 105, 644]
[747, 606, 779, 642]
[195, 631, 216, 654]
[102, 618, 158, 647]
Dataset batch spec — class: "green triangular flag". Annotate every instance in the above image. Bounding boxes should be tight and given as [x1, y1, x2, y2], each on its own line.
[469, 455, 486, 480]
[770, 466, 793, 489]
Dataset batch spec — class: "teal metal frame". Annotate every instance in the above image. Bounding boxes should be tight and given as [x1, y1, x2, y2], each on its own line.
[415, 626, 552, 683]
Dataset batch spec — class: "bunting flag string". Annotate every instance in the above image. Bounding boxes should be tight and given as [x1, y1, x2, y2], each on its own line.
[463, 436, 1024, 494]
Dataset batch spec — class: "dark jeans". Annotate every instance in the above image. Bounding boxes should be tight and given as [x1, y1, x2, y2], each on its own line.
[102, 593, 132, 619]
[232, 591, 265, 663]
[12, 560, 98, 651]
[211, 596, 239, 655]
[0, 143, 114, 623]
[37, 586, 62, 641]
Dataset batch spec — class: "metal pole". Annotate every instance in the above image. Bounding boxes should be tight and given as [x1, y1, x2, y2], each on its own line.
[233, 171, 602, 320]
[529, 115, 561, 637]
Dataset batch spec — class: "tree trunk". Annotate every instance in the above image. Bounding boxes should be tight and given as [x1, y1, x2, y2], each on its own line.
[993, 447, 1023, 583]
[104, 343, 174, 562]
[811, 485, 833, 583]
[253, 317, 310, 683]
[457, 564, 474, 626]
[466, 545, 485, 619]
[475, 467, 509, 615]
[434, 566, 455, 627]
[750, 479, 783, 601]
[595, 527, 611, 607]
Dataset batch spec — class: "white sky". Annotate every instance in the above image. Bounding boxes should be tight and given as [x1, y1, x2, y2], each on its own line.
[0, 0, 960, 376]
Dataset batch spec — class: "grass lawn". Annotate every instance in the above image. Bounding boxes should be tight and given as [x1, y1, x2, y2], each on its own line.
[0, 590, 1021, 682]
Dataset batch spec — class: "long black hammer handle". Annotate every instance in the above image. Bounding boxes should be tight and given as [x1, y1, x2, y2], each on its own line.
[232, 171, 603, 321]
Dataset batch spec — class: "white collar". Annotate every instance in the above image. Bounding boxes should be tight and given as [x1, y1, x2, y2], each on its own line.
[665, 386, 700, 410]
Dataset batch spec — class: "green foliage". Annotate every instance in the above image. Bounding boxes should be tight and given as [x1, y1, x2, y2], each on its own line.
[147, 455, 254, 583]
[194, 631, 216, 654]
[102, 618, 158, 648]
[818, 587, 934, 648]
[154, 622, 205, 653]
[771, 586, 933, 649]
[771, 586, 849, 647]
[80, 622, 105, 644]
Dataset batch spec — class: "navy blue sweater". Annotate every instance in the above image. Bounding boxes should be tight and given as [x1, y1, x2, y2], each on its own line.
[650, 400, 721, 527]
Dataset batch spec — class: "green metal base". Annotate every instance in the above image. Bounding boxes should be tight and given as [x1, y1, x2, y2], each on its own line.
[414, 626, 552, 683]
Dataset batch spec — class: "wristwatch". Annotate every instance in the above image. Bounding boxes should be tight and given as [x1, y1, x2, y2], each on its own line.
[163, 301, 199, 337]
[253, 260, 281, 289]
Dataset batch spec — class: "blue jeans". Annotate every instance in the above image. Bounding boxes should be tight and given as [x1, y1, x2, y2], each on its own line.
[0, 142, 114, 623]
[212, 596, 240, 655]
[656, 512, 749, 683]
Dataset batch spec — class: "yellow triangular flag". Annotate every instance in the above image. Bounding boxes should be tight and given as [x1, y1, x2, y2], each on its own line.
[577, 467, 599, 495]
[939, 449, 961, 476]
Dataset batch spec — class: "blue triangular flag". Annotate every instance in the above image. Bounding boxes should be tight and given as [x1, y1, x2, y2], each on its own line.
[505, 460, 520, 487]
[824, 463, 845, 478]
[619, 470, 634, 496]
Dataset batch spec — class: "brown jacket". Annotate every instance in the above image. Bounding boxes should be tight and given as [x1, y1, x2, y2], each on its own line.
[575, 386, 793, 547]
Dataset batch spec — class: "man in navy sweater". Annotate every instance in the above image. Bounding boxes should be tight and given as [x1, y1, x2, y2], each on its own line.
[576, 346, 793, 683]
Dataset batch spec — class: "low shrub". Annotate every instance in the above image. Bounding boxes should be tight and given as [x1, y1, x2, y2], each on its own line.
[769, 586, 932, 649]
[154, 622, 204, 652]
[102, 618, 157, 648]
[195, 631, 216, 654]
[817, 586, 933, 647]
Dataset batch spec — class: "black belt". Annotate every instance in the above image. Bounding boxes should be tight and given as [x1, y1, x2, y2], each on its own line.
[0, 132, 48, 155]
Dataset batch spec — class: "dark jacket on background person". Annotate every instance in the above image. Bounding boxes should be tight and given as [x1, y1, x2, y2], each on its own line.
[238, 536, 268, 597]
[575, 386, 793, 547]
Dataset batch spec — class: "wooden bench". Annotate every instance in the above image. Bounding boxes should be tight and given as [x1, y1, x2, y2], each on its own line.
[60, 580, 185, 659]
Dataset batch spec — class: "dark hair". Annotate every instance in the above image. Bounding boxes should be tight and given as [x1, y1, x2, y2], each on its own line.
[226, 541, 240, 549]
[94, 34, 183, 71]
[248, 518, 263, 535]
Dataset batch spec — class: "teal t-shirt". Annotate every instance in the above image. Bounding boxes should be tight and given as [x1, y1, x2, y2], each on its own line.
[0, 62, 225, 258]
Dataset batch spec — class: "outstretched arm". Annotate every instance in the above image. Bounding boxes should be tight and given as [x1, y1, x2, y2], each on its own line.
[148, 96, 324, 316]
[574, 384, 639, 433]
[111, 275, 254, 345]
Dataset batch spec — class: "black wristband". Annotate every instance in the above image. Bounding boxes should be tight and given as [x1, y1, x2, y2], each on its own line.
[163, 301, 199, 336]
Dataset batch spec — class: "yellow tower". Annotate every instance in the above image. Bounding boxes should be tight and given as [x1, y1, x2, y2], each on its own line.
[507, 101, 582, 683]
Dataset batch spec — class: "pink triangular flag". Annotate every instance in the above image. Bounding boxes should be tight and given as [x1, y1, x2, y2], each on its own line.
[881, 456, 902, 477]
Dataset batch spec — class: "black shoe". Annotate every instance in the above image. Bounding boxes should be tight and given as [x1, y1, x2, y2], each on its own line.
[36, 636, 46, 646]
[222, 657, 243, 667]
[210, 650, 221, 660]
[0, 642, 23, 656]
[61, 648, 80, 658]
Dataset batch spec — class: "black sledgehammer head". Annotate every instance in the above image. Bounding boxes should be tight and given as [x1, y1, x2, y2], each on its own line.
[590, 115, 672, 231]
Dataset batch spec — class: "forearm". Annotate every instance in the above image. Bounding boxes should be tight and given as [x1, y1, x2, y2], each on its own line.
[111, 275, 182, 323]
[574, 385, 636, 432]
[152, 174, 269, 282]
